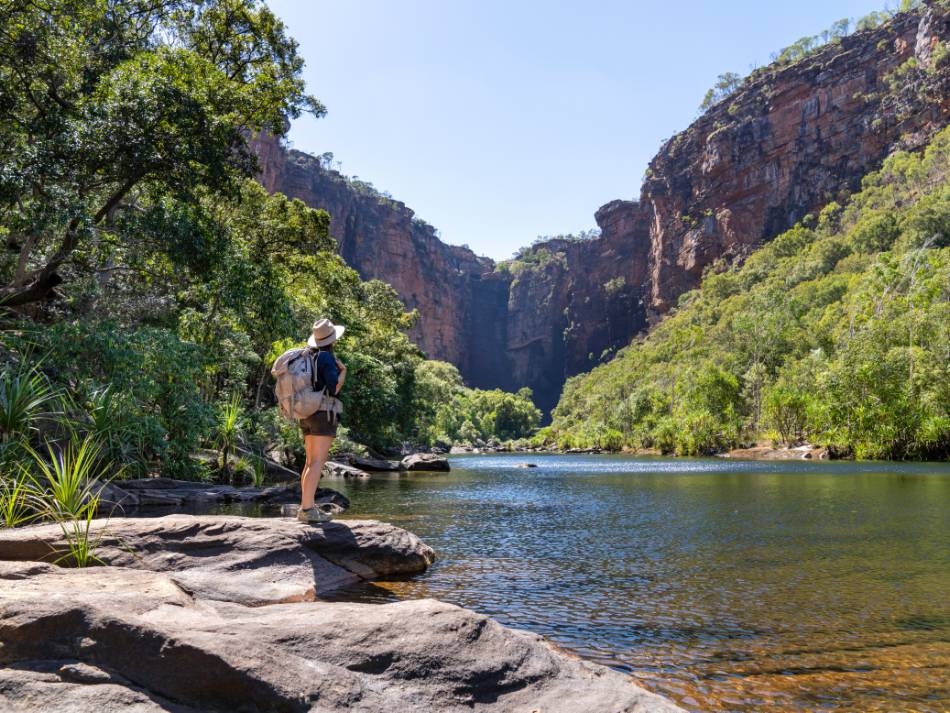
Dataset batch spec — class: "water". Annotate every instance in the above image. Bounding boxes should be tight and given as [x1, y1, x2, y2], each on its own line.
[247, 454, 949, 711]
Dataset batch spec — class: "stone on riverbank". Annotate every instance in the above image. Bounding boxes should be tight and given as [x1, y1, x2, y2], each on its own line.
[347, 454, 402, 471]
[322, 461, 371, 479]
[94, 477, 349, 512]
[0, 515, 433, 605]
[0, 560, 684, 712]
[400, 453, 450, 471]
[720, 445, 830, 460]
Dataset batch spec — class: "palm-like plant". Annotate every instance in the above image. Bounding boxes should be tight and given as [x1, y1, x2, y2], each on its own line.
[0, 364, 59, 444]
[54, 498, 105, 568]
[216, 394, 244, 482]
[0, 474, 40, 528]
[28, 436, 107, 519]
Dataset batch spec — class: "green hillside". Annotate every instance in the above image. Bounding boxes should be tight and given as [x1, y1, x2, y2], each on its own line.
[548, 127, 950, 460]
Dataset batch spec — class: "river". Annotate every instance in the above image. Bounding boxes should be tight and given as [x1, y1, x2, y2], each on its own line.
[312, 454, 950, 712]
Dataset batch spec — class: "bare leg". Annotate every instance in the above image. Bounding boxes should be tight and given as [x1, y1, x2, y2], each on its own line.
[300, 434, 335, 510]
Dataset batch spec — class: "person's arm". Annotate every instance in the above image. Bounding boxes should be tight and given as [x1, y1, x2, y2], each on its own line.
[318, 352, 339, 395]
[334, 357, 346, 393]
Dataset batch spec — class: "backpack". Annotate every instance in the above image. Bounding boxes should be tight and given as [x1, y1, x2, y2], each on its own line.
[271, 347, 343, 422]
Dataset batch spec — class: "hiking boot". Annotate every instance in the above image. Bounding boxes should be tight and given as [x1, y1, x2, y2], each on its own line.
[296, 505, 333, 524]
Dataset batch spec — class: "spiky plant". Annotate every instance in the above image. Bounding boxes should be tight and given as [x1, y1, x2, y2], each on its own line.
[0, 364, 59, 444]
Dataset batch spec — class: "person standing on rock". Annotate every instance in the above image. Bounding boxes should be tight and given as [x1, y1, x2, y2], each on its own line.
[296, 318, 347, 524]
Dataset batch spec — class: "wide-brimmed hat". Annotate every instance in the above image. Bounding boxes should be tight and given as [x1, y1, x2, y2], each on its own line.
[307, 318, 345, 348]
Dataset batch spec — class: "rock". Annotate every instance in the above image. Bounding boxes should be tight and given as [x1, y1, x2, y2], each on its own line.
[347, 455, 401, 471]
[322, 461, 370, 479]
[449, 445, 471, 454]
[94, 477, 349, 513]
[0, 515, 433, 605]
[516, 463, 538, 468]
[400, 453, 450, 471]
[719, 445, 831, 461]
[0, 561, 684, 713]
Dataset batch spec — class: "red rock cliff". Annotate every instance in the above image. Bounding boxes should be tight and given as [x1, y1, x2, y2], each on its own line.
[254, 4, 950, 413]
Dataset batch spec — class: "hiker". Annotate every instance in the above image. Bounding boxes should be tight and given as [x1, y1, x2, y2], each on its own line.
[269, 318, 347, 523]
[295, 318, 347, 523]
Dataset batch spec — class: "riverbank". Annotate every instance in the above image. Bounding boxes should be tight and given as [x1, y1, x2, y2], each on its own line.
[0, 512, 683, 712]
[446, 442, 846, 461]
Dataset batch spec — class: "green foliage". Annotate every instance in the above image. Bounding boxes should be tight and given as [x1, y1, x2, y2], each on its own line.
[412, 361, 542, 446]
[699, 72, 744, 112]
[550, 126, 950, 459]
[0, 0, 322, 309]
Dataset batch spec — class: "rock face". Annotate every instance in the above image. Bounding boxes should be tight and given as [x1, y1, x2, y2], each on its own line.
[0, 561, 683, 712]
[0, 515, 434, 604]
[254, 6, 950, 413]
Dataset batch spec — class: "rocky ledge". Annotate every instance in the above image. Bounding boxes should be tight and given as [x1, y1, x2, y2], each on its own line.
[719, 445, 831, 461]
[0, 560, 683, 712]
[0, 516, 683, 712]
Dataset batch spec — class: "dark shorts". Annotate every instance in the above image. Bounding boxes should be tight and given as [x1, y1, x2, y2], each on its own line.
[299, 411, 338, 437]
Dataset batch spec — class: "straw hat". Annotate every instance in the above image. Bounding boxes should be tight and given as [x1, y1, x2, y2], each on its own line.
[307, 318, 345, 348]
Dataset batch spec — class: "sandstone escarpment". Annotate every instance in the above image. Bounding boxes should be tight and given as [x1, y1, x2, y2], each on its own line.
[253, 135, 493, 376]
[255, 4, 950, 413]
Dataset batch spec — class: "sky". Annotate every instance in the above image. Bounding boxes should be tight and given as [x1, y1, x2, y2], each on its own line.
[266, 0, 886, 260]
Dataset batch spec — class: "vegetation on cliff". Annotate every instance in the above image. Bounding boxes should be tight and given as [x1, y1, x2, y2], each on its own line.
[0, 0, 541, 485]
[548, 126, 950, 460]
[698, 0, 928, 112]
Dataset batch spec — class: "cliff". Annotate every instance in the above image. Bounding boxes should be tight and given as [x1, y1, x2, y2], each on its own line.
[255, 4, 950, 413]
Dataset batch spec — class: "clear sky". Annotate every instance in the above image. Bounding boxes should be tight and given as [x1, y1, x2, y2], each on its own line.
[266, 0, 886, 260]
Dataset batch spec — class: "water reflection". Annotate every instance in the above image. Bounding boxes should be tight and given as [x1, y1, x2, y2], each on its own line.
[245, 455, 950, 712]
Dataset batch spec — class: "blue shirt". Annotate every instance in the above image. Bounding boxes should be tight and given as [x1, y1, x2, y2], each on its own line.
[313, 349, 340, 395]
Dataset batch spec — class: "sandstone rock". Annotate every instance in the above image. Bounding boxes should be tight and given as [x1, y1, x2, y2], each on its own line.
[0, 515, 433, 604]
[449, 445, 472, 454]
[0, 561, 683, 713]
[322, 461, 370, 478]
[720, 445, 831, 461]
[95, 477, 349, 513]
[347, 455, 401, 471]
[400, 453, 450, 471]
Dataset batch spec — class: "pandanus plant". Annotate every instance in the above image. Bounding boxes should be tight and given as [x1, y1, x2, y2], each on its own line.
[216, 394, 244, 483]
[26, 436, 111, 567]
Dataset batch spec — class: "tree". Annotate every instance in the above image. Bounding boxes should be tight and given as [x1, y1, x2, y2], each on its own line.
[699, 72, 743, 112]
[0, 0, 322, 308]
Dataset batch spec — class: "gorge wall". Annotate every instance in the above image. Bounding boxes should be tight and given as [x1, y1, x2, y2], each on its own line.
[255, 3, 950, 413]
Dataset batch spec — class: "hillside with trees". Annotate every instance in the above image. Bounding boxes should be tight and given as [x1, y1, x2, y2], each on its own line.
[547, 127, 950, 460]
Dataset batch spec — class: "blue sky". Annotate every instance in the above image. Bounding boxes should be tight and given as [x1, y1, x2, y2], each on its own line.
[267, 0, 886, 260]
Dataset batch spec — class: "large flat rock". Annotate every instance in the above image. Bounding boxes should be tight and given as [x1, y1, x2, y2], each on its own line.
[0, 515, 433, 604]
[98, 477, 349, 511]
[0, 562, 683, 712]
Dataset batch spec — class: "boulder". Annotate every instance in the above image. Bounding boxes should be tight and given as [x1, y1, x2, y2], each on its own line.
[347, 455, 401, 472]
[94, 477, 349, 513]
[322, 461, 370, 479]
[516, 463, 538, 468]
[0, 561, 683, 712]
[0, 515, 433, 605]
[400, 453, 450, 471]
[720, 445, 830, 460]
